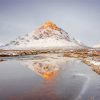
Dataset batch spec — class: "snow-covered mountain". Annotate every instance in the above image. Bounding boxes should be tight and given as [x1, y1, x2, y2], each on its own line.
[0, 43, 3, 46]
[1, 21, 84, 50]
[0, 43, 1, 46]
[93, 44, 100, 49]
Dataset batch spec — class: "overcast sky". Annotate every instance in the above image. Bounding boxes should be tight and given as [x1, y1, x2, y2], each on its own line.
[0, 0, 100, 46]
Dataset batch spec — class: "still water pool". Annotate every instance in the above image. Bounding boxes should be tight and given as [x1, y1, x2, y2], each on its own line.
[0, 54, 100, 100]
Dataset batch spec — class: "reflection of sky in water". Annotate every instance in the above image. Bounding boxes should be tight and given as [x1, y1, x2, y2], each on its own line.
[0, 55, 100, 100]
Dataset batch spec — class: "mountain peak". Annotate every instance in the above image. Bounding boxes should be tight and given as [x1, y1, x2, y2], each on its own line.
[1, 21, 83, 50]
[42, 21, 58, 30]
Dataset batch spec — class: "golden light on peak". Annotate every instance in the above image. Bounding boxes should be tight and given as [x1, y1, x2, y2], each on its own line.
[42, 21, 58, 30]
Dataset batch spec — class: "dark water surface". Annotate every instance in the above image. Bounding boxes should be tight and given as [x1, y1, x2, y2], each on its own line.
[0, 54, 100, 100]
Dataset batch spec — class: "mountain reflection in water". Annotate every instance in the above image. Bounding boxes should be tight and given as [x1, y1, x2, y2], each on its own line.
[22, 61, 59, 80]
[0, 54, 100, 100]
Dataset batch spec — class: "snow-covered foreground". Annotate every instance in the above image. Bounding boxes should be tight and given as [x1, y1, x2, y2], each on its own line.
[82, 57, 100, 74]
[0, 54, 100, 100]
[85, 59, 100, 66]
